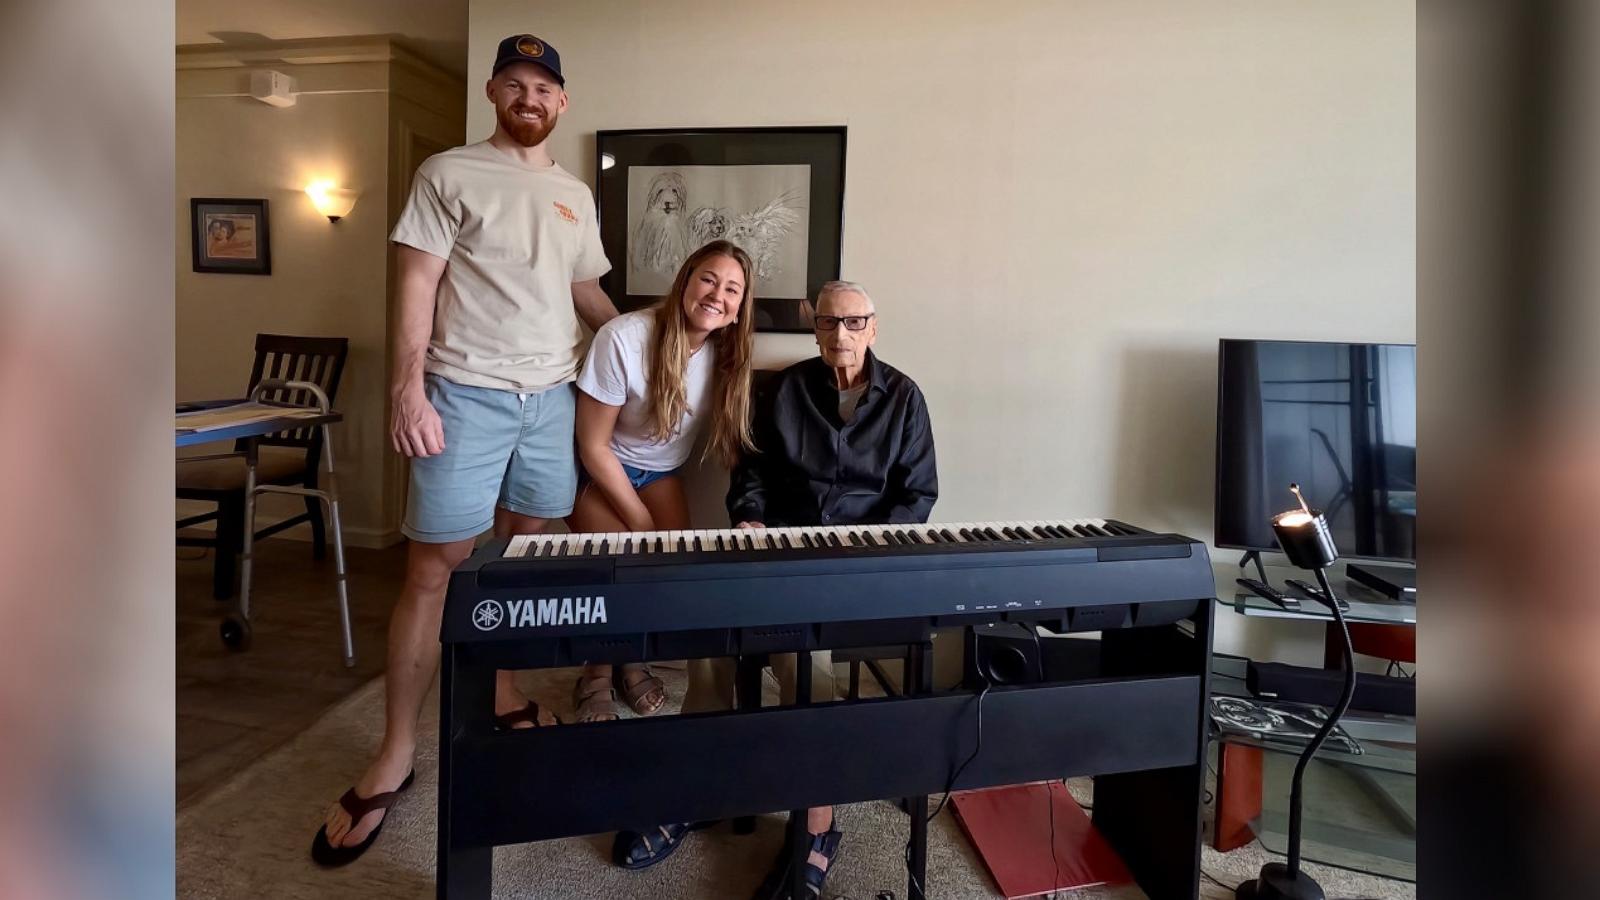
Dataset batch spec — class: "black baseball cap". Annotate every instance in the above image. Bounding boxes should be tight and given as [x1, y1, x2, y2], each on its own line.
[492, 34, 564, 85]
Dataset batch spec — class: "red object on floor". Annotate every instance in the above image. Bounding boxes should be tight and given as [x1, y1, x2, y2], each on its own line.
[950, 782, 1133, 899]
[1214, 742, 1264, 852]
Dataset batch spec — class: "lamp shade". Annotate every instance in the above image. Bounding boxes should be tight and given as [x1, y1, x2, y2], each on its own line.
[305, 181, 358, 221]
[1271, 509, 1339, 570]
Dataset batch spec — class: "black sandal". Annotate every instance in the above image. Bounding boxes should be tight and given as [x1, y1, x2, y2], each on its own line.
[493, 699, 560, 730]
[750, 826, 844, 900]
[309, 770, 416, 867]
[612, 821, 708, 870]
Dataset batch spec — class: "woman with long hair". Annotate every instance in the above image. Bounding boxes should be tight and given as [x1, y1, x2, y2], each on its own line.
[567, 239, 756, 723]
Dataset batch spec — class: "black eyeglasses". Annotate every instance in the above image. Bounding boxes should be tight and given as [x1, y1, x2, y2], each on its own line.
[813, 314, 875, 332]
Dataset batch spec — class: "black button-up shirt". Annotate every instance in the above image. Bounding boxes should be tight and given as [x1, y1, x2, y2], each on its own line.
[727, 351, 937, 527]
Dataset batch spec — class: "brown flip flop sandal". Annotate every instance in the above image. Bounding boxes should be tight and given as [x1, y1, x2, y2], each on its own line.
[494, 699, 561, 730]
[310, 770, 416, 867]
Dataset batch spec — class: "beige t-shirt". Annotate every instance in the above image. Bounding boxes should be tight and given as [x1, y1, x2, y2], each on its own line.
[390, 141, 612, 392]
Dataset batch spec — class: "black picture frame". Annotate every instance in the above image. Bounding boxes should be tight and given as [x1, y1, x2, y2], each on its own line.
[191, 198, 272, 275]
[595, 126, 846, 333]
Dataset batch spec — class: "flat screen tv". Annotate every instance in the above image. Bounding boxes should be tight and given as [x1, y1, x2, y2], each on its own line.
[1215, 339, 1416, 563]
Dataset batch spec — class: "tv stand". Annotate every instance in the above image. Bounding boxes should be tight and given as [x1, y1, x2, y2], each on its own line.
[1239, 550, 1269, 584]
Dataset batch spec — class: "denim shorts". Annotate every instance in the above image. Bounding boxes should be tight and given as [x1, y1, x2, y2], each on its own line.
[621, 462, 676, 490]
[581, 460, 678, 492]
[401, 375, 577, 543]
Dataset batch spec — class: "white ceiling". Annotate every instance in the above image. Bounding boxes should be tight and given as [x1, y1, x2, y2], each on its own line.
[176, 0, 469, 77]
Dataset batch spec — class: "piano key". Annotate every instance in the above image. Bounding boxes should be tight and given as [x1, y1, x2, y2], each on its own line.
[846, 531, 862, 546]
[580, 539, 593, 555]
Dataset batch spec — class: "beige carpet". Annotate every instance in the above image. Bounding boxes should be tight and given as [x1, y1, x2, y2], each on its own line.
[177, 664, 1414, 899]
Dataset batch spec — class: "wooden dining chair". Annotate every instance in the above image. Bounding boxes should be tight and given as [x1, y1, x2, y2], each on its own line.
[177, 334, 349, 599]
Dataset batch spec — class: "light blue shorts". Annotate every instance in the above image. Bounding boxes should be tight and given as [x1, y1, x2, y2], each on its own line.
[402, 375, 578, 543]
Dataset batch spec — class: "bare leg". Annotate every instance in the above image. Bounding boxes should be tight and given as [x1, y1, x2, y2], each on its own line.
[322, 537, 473, 849]
[806, 807, 836, 870]
[611, 477, 689, 708]
[491, 508, 559, 725]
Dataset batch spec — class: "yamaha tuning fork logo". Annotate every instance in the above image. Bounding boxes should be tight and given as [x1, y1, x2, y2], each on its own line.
[471, 596, 608, 631]
[471, 599, 504, 631]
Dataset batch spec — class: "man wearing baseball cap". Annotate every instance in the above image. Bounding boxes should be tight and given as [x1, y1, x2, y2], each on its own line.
[312, 33, 621, 866]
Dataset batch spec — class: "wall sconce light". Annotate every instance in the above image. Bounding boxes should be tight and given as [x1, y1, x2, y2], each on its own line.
[306, 180, 358, 222]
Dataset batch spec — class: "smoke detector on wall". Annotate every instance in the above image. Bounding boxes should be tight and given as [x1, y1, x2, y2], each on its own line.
[249, 70, 297, 108]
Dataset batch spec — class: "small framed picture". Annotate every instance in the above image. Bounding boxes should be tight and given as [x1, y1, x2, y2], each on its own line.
[191, 198, 271, 275]
[596, 127, 847, 333]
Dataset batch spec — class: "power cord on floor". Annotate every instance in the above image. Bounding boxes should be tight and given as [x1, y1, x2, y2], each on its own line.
[1047, 778, 1061, 898]
[904, 678, 990, 899]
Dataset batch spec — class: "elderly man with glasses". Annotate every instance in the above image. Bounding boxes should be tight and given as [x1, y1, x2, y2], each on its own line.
[709, 279, 938, 898]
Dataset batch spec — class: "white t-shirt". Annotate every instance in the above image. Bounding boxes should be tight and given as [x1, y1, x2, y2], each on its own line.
[576, 308, 716, 471]
[390, 141, 612, 392]
[839, 383, 868, 423]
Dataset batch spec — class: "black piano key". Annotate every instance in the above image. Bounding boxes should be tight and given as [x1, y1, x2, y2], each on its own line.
[552, 541, 568, 557]
[580, 539, 593, 555]
[804, 533, 819, 548]
[1000, 527, 1021, 540]
[1052, 525, 1075, 538]
[676, 536, 687, 553]
[779, 534, 793, 549]
[826, 532, 842, 548]
[846, 531, 862, 546]
[1105, 522, 1133, 535]
[620, 538, 631, 554]
[895, 529, 912, 544]
[983, 527, 1005, 541]
[881, 530, 899, 545]
[907, 530, 926, 544]
[692, 536, 703, 551]
[940, 528, 959, 543]
[1071, 524, 1094, 537]
[958, 528, 975, 541]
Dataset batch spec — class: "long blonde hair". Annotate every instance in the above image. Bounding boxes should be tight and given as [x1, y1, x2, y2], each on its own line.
[646, 240, 757, 467]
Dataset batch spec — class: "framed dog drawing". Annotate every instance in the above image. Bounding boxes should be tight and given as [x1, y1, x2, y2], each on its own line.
[596, 127, 847, 334]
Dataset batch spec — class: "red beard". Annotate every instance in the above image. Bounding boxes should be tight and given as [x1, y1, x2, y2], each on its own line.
[497, 104, 558, 147]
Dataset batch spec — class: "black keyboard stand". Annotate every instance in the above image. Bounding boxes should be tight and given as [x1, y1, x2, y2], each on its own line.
[436, 608, 1213, 900]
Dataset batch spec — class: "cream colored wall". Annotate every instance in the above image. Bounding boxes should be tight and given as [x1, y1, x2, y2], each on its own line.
[466, 0, 1415, 662]
[177, 63, 392, 543]
[177, 45, 464, 546]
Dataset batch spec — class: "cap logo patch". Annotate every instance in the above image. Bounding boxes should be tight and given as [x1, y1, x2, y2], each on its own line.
[517, 37, 545, 58]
